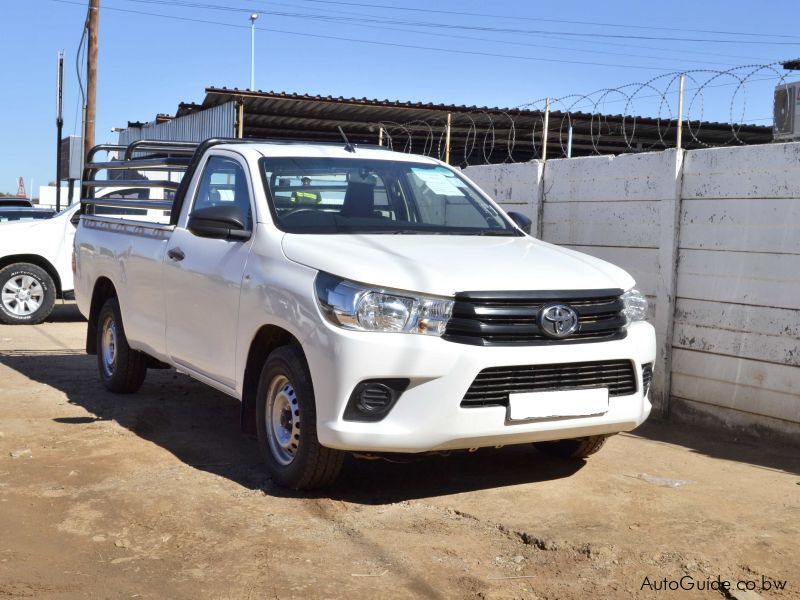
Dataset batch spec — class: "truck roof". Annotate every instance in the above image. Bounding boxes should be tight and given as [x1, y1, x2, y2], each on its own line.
[216, 141, 442, 164]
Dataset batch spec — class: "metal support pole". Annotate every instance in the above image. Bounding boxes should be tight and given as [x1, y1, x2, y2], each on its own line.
[249, 13, 258, 91]
[378, 127, 384, 147]
[55, 51, 64, 212]
[541, 98, 550, 161]
[676, 73, 685, 150]
[567, 124, 573, 159]
[68, 179, 75, 206]
[237, 100, 244, 138]
[445, 113, 452, 164]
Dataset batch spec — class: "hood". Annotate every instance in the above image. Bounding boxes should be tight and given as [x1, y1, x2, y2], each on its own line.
[281, 234, 635, 296]
[0, 220, 42, 245]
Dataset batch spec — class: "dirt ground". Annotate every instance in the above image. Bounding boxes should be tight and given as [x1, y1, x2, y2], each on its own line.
[0, 303, 798, 600]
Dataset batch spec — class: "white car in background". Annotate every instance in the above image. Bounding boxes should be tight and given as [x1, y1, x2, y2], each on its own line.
[0, 203, 80, 324]
[0, 187, 170, 325]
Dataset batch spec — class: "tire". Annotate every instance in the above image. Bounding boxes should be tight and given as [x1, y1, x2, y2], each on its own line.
[96, 297, 147, 393]
[256, 345, 344, 490]
[0, 263, 56, 325]
[534, 435, 610, 459]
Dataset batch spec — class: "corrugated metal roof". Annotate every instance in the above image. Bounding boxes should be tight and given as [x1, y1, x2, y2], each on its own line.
[137, 87, 774, 163]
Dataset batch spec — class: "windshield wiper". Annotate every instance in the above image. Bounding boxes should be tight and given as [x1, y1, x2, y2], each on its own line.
[448, 229, 517, 236]
[475, 230, 518, 236]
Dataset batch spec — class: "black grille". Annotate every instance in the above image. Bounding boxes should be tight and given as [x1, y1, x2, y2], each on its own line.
[461, 359, 637, 408]
[443, 289, 627, 346]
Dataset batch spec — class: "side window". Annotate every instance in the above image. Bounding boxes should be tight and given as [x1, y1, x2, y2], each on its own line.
[193, 156, 253, 229]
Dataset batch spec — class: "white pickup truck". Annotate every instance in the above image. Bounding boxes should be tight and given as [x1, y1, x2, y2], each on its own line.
[74, 138, 655, 489]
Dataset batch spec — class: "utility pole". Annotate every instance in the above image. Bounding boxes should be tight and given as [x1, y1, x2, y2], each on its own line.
[84, 0, 99, 164]
[56, 51, 64, 212]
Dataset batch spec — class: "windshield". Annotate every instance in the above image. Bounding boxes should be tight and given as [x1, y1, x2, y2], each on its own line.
[0, 209, 55, 222]
[261, 157, 519, 236]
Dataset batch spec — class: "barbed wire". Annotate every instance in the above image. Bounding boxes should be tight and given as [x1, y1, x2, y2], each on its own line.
[377, 62, 793, 165]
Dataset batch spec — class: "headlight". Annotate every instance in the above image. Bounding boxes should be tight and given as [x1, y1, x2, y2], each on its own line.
[315, 272, 454, 336]
[622, 288, 648, 323]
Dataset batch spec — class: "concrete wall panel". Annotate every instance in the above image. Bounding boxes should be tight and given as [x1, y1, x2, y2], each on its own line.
[462, 162, 542, 220]
[544, 149, 680, 203]
[674, 299, 800, 367]
[677, 249, 800, 310]
[672, 348, 800, 423]
[683, 143, 800, 199]
[544, 200, 660, 248]
[680, 198, 800, 254]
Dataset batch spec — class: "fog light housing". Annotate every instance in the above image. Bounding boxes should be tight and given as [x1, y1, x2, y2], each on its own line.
[343, 379, 409, 422]
[641, 363, 653, 397]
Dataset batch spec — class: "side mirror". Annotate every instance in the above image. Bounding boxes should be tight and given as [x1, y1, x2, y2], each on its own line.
[507, 211, 532, 235]
[187, 204, 250, 240]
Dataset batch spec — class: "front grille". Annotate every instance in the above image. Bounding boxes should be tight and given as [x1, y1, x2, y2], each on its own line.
[461, 359, 637, 408]
[443, 289, 627, 346]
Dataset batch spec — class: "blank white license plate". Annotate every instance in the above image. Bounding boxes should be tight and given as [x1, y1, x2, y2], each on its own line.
[508, 388, 609, 420]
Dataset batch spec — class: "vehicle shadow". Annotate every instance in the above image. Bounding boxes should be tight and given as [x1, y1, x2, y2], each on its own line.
[48, 302, 86, 323]
[626, 418, 800, 476]
[0, 351, 583, 503]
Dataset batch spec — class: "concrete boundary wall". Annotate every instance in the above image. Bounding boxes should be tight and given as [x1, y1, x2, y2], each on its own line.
[461, 162, 543, 222]
[464, 143, 800, 440]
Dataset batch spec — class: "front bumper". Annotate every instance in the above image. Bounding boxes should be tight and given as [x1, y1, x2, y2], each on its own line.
[303, 321, 656, 452]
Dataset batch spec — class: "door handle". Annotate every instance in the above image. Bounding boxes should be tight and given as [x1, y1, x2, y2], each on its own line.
[167, 248, 185, 262]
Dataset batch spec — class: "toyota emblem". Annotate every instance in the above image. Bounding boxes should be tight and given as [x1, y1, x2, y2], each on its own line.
[538, 304, 579, 338]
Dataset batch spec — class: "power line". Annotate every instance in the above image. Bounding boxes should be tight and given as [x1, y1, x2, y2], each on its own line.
[110, 0, 752, 67]
[86, 0, 782, 62]
[47, 0, 699, 72]
[248, 0, 778, 62]
[287, 0, 800, 41]
[123, 0, 800, 45]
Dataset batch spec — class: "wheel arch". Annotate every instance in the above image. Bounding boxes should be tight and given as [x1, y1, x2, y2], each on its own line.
[85, 277, 118, 355]
[240, 324, 304, 434]
[0, 254, 63, 298]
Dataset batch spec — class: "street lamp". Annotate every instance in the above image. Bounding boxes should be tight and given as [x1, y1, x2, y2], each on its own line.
[250, 13, 259, 91]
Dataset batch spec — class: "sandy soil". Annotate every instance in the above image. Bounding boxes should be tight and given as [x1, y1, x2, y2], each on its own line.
[0, 303, 798, 599]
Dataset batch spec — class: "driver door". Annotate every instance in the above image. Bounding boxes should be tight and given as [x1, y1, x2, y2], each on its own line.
[163, 152, 255, 390]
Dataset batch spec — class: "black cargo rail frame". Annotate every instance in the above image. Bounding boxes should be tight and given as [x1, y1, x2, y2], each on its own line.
[80, 137, 387, 222]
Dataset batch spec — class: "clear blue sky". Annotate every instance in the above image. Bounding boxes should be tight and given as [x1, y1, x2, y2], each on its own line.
[2, 0, 798, 195]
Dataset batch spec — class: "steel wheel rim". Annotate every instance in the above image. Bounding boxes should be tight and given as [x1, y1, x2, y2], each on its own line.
[100, 314, 118, 378]
[1, 275, 44, 316]
[265, 374, 300, 466]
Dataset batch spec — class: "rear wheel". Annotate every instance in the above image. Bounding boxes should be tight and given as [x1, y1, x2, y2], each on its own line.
[533, 435, 610, 459]
[0, 263, 56, 325]
[96, 297, 147, 393]
[256, 345, 343, 490]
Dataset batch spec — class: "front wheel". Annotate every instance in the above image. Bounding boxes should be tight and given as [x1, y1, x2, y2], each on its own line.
[96, 297, 147, 393]
[256, 345, 344, 490]
[0, 263, 56, 325]
[533, 435, 610, 459]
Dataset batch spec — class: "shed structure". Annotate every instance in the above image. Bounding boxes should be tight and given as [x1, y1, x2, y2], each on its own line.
[118, 87, 773, 165]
